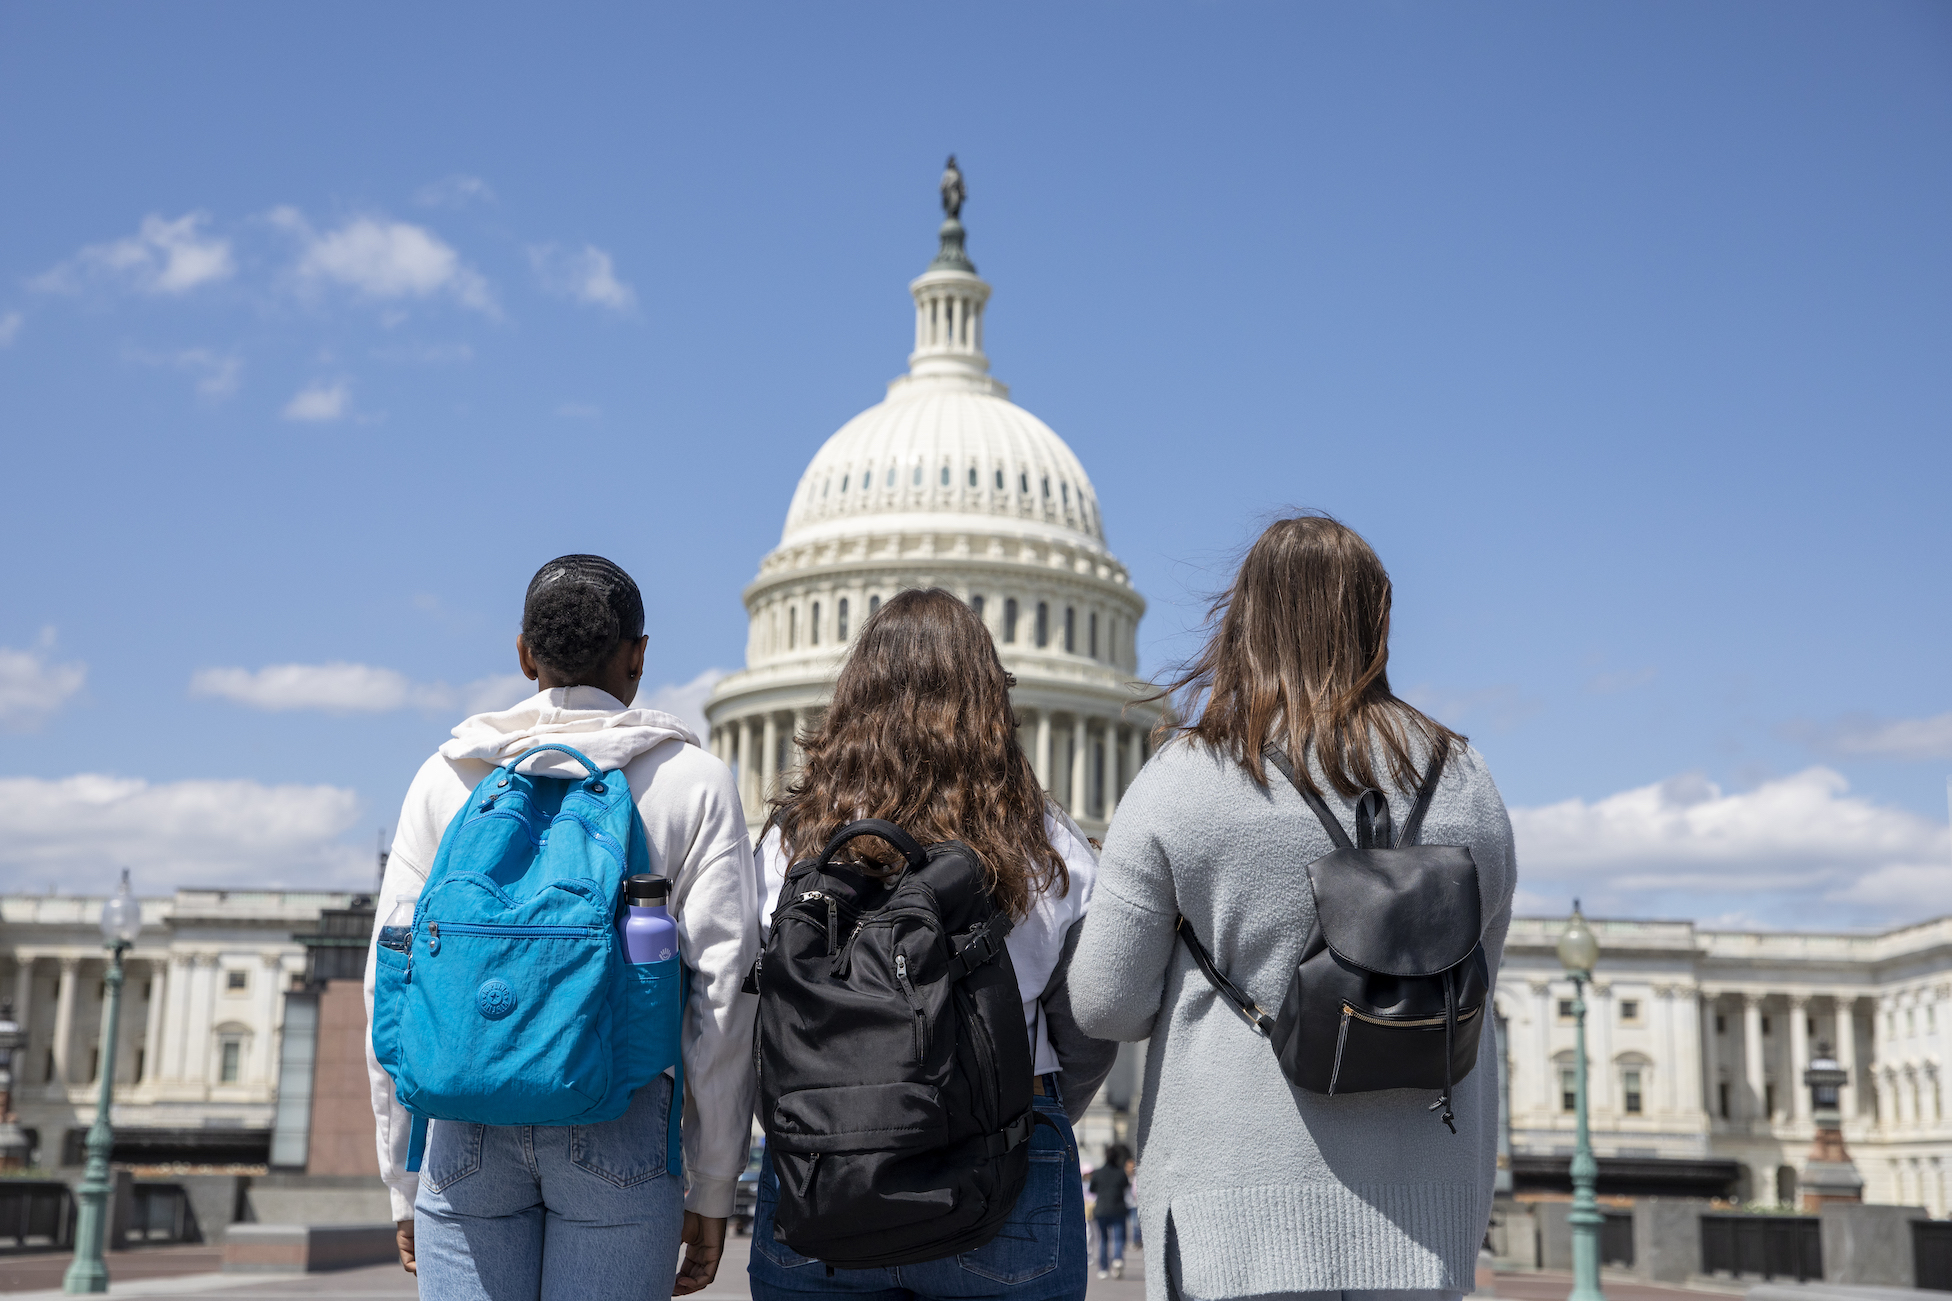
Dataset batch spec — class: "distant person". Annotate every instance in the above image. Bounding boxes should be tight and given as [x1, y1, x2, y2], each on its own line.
[1087, 1145, 1131, 1280]
[1071, 515, 1517, 1301]
[748, 588, 1114, 1301]
[364, 555, 760, 1300]
[1124, 1154, 1141, 1249]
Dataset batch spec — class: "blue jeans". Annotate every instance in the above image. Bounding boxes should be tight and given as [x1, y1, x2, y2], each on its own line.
[414, 1074, 684, 1301]
[749, 1090, 1086, 1301]
[1094, 1214, 1125, 1271]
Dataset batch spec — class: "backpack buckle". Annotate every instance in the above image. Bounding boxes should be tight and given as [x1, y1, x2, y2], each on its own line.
[948, 924, 1004, 980]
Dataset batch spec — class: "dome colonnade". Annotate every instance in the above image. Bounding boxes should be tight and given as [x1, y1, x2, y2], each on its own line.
[704, 177, 1161, 840]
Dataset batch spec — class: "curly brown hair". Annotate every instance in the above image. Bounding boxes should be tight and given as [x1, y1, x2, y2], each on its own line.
[767, 587, 1066, 919]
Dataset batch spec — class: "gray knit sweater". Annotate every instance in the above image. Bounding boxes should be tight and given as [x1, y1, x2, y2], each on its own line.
[1071, 738, 1516, 1301]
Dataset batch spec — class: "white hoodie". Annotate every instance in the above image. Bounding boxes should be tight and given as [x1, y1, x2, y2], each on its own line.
[363, 687, 760, 1221]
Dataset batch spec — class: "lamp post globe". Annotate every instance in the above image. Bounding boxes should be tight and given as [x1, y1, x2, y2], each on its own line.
[1560, 901, 1605, 1301]
[63, 869, 140, 1294]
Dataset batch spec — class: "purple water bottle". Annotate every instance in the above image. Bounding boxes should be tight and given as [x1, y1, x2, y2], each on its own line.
[622, 875, 677, 964]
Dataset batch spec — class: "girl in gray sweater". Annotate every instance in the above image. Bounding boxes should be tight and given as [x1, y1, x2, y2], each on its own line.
[1071, 515, 1517, 1301]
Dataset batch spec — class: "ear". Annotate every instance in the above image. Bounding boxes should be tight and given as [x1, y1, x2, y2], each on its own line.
[516, 634, 540, 682]
[626, 634, 648, 680]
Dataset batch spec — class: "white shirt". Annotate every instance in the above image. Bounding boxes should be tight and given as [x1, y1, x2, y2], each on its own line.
[759, 809, 1097, 1075]
[363, 688, 759, 1221]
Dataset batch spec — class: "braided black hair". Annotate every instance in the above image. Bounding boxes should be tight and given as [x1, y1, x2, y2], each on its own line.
[521, 554, 645, 678]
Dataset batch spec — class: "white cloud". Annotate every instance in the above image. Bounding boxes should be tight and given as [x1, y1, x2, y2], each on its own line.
[530, 243, 636, 312]
[1510, 766, 1951, 928]
[639, 669, 725, 743]
[1813, 712, 1952, 762]
[1402, 683, 1543, 733]
[0, 312, 21, 347]
[33, 212, 235, 296]
[415, 175, 495, 208]
[190, 662, 534, 717]
[282, 381, 348, 422]
[274, 208, 495, 316]
[0, 773, 367, 894]
[0, 633, 86, 731]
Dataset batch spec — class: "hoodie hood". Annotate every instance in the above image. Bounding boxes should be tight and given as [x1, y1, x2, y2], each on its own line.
[439, 686, 700, 779]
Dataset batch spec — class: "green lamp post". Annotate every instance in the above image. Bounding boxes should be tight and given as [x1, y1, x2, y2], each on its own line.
[63, 870, 142, 1295]
[1557, 901, 1604, 1301]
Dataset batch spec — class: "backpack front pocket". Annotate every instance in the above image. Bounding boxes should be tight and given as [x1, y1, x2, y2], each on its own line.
[399, 921, 613, 1124]
[1324, 1001, 1483, 1095]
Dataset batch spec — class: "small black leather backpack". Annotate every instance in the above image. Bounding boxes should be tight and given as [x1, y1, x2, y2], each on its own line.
[1177, 740, 1487, 1131]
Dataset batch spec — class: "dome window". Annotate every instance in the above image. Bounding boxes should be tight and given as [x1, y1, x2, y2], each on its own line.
[841, 474, 849, 493]
[994, 469, 1004, 491]
[869, 595, 881, 616]
[1064, 607, 1076, 653]
[968, 466, 977, 488]
[912, 465, 923, 487]
[1089, 611, 1098, 659]
[1061, 482, 1070, 506]
[1035, 602, 1049, 649]
[1003, 598, 1019, 644]
[970, 594, 985, 620]
[838, 598, 850, 640]
[1041, 477, 1051, 499]
[886, 467, 895, 488]
[811, 601, 821, 647]
[1019, 472, 1029, 494]
[941, 465, 950, 487]
[788, 606, 798, 650]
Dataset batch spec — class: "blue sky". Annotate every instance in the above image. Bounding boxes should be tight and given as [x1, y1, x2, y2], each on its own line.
[1, 2, 1947, 926]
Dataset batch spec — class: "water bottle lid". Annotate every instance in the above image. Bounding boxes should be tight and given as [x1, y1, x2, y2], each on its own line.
[625, 874, 672, 904]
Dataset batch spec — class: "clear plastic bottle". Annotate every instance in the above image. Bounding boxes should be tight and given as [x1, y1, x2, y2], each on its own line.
[378, 898, 413, 952]
[621, 875, 677, 964]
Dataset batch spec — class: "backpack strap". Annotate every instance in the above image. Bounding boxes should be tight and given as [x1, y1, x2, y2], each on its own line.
[947, 912, 1015, 981]
[1397, 738, 1453, 848]
[666, 967, 688, 1178]
[1264, 748, 1358, 850]
[405, 1113, 428, 1174]
[1175, 917, 1276, 1039]
[981, 1108, 1036, 1157]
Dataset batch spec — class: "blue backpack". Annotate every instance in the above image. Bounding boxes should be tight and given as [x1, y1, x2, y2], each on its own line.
[371, 743, 684, 1176]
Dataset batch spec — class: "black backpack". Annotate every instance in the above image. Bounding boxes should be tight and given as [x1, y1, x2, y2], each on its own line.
[753, 818, 1040, 1268]
[1177, 741, 1488, 1132]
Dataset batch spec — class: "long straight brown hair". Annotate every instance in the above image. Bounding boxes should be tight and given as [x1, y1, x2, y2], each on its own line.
[1152, 514, 1464, 799]
[768, 587, 1065, 919]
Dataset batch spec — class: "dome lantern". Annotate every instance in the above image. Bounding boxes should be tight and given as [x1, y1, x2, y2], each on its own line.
[906, 155, 992, 387]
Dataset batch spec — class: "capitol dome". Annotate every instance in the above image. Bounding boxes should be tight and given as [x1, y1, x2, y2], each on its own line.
[703, 172, 1160, 839]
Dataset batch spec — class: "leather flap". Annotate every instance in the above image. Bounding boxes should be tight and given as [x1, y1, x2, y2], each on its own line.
[1305, 845, 1482, 977]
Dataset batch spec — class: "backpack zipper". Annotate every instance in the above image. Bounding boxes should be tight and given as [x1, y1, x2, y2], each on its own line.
[796, 891, 842, 954]
[955, 983, 1000, 1131]
[1339, 1002, 1482, 1030]
[831, 921, 866, 977]
[1329, 1006, 1352, 1095]
[893, 952, 928, 1058]
[422, 922, 598, 939]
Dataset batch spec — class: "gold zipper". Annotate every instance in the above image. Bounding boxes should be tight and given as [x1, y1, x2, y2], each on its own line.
[1341, 1002, 1481, 1029]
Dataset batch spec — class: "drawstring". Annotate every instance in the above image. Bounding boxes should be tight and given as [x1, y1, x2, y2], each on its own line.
[1428, 968, 1457, 1134]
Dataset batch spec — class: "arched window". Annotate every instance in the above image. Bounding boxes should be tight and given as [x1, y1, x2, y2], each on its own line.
[1088, 612, 1099, 659]
[970, 594, 985, 620]
[1019, 471, 1029, 494]
[1041, 476, 1051, 499]
[885, 467, 895, 487]
[1003, 598, 1018, 644]
[837, 598, 850, 641]
[912, 464, 923, 487]
[1064, 607, 1076, 653]
[811, 601, 821, 646]
[1061, 482, 1070, 506]
[968, 466, 978, 488]
[841, 474, 849, 492]
[1035, 602, 1049, 648]
[869, 595, 881, 616]
[994, 469, 1004, 491]
[940, 465, 950, 486]
[788, 606, 797, 649]
[822, 477, 830, 498]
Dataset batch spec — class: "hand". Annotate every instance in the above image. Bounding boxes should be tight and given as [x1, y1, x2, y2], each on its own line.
[673, 1212, 726, 1296]
[395, 1218, 417, 1275]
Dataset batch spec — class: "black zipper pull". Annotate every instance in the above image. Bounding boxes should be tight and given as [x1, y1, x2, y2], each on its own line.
[895, 952, 928, 1057]
[826, 898, 839, 955]
[830, 921, 865, 977]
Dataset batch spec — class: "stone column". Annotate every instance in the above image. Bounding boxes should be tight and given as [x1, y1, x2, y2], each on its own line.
[1837, 997, 1859, 1120]
[1789, 994, 1812, 1123]
[10, 959, 33, 1067]
[1702, 991, 1722, 1123]
[49, 956, 79, 1091]
[761, 714, 779, 805]
[792, 710, 808, 771]
[140, 959, 167, 1084]
[1126, 729, 1144, 800]
[736, 719, 754, 811]
[1070, 716, 1088, 821]
[255, 953, 284, 1085]
[162, 954, 194, 1082]
[1105, 725, 1122, 822]
[183, 955, 218, 1088]
[1035, 712, 1052, 790]
[1654, 984, 1677, 1115]
[1742, 994, 1767, 1129]
[1589, 981, 1613, 1114]
[1531, 980, 1556, 1115]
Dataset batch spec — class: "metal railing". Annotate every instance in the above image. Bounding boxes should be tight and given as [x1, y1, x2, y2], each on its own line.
[1914, 1220, 1952, 1292]
[0, 1182, 75, 1253]
[1700, 1213, 1822, 1282]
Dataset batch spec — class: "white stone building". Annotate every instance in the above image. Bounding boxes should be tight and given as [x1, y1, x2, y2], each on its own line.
[0, 888, 357, 1168]
[1499, 913, 1952, 1211]
[703, 193, 1163, 841]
